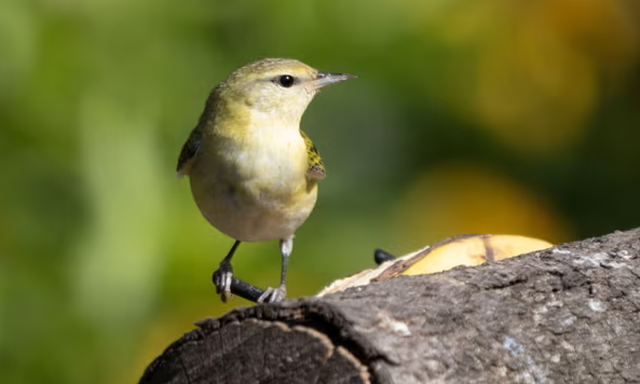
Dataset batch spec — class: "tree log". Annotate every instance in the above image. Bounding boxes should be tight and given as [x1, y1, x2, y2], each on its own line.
[139, 228, 640, 384]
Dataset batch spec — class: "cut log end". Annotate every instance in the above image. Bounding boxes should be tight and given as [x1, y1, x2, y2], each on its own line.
[139, 302, 387, 384]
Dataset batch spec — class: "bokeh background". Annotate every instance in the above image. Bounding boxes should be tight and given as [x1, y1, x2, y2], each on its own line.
[2, 0, 639, 382]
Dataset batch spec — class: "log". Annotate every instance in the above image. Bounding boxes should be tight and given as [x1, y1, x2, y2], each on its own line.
[139, 228, 640, 384]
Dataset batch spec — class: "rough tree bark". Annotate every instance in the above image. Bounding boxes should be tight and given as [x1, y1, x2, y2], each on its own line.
[139, 228, 640, 384]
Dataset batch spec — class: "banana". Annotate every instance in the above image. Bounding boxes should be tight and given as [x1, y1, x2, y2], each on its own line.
[317, 234, 552, 296]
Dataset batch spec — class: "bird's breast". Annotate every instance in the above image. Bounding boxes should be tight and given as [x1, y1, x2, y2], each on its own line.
[189, 126, 316, 241]
[227, 130, 307, 195]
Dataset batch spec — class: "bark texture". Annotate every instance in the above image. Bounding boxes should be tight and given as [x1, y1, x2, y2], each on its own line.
[139, 228, 640, 384]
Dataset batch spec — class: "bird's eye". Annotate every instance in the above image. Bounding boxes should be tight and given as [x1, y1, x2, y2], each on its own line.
[276, 75, 295, 88]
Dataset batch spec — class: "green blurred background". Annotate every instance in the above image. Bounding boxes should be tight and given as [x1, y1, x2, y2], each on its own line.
[1, 0, 639, 382]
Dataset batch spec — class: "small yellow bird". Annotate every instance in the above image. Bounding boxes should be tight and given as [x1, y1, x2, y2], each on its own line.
[177, 58, 355, 303]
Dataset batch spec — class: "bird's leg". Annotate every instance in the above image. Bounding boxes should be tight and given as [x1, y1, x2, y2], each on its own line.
[258, 235, 293, 303]
[212, 240, 241, 302]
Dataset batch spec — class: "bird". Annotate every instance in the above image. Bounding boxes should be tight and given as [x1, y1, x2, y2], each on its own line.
[176, 58, 355, 303]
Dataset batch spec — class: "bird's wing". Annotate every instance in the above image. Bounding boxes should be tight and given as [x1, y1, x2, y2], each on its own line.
[301, 131, 326, 180]
[176, 126, 203, 177]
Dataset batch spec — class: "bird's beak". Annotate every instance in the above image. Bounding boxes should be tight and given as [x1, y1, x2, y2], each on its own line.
[313, 72, 357, 89]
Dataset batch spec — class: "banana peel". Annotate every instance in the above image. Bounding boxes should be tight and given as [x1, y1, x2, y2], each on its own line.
[317, 234, 552, 297]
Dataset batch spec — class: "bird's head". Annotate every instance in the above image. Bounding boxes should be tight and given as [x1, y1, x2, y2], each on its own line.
[216, 58, 355, 125]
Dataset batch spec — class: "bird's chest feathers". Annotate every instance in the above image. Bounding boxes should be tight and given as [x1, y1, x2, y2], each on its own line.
[219, 125, 307, 198]
[240, 132, 305, 182]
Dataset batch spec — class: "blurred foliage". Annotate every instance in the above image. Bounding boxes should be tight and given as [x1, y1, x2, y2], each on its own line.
[1, 0, 639, 382]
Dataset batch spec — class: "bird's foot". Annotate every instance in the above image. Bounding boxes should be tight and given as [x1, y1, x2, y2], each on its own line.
[257, 284, 287, 303]
[212, 261, 234, 302]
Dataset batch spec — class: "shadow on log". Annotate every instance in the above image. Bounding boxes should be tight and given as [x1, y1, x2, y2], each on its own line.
[139, 228, 640, 384]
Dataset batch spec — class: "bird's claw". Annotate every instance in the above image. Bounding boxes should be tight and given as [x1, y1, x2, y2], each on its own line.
[212, 262, 234, 302]
[257, 285, 287, 303]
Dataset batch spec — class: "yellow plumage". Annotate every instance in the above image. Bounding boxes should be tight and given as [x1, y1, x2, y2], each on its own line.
[176, 58, 354, 303]
[302, 131, 326, 180]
